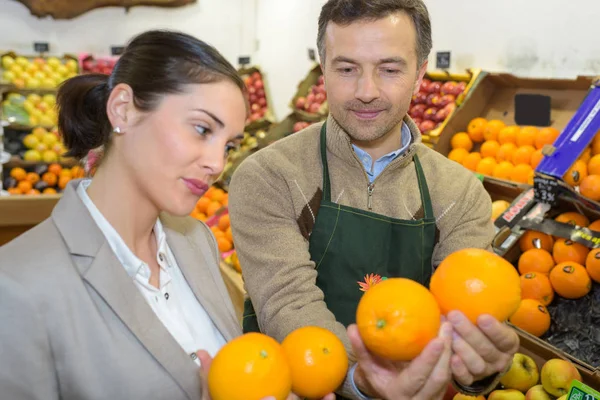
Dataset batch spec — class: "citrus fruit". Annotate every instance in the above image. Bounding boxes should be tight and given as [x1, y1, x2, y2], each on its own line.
[10, 167, 26, 181]
[579, 147, 592, 164]
[208, 333, 292, 400]
[517, 127, 539, 147]
[498, 126, 520, 145]
[530, 149, 544, 169]
[196, 197, 211, 213]
[281, 326, 348, 399]
[512, 145, 536, 166]
[25, 172, 40, 184]
[535, 127, 559, 150]
[448, 148, 470, 164]
[476, 157, 497, 176]
[206, 201, 222, 216]
[217, 237, 233, 253]
[492, 161, 515, 180]
[549, 262, 592, 299]
[510, 164, 533, 184]
[509, 299, 551, 337]
[579, 175, 600, 201]
[518, 248, 555, 275]
[496, 143, 518, 163]
[563, 160, 587, 187]
[585, 249, 600, 283]
[17, 180, 33, 193]
[462, 152, 482, 172]
[593, 132, 600, 155]
[553, 238, 589, 265]
[430, 248, 521, 324]
[588, 155, 600, 175]
[589, 220, 600, 232]
[480, 140, 501, 158]
[451, 132, 473, 151]
[467, 118, 487, 143]
[520, 272, 554, 306]
[356, 277, 440, 361]
[519, 230, 554, 252]
[483, 120, 505, 141]
[218, 214, 231, 231]
[555, 212, 589, 227]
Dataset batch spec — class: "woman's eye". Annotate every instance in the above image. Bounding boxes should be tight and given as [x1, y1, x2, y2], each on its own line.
[195, 125, 211, 136]
[225, 143, 239, 155]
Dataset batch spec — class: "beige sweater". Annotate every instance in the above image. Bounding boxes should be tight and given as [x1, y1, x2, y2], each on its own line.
[228, 115, 496, 396]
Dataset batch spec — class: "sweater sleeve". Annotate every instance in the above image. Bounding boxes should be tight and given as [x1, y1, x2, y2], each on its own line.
[228, 156, 361, 399]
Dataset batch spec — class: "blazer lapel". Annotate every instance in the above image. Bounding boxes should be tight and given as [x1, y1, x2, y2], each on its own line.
[52, 181, 201, 400]
[164, 221, 240, 342]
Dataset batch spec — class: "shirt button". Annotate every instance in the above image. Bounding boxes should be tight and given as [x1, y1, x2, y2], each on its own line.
[164, 292, 169, 300]
[190, 353, 198, 361]
[159, 254, 165, 262]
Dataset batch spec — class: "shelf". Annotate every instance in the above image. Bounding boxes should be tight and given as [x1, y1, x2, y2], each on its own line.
[1, 85, 58, 95]
[2, 123, 55, 131]
[0, 193, 61, 228]
[3, 155, 78, 169]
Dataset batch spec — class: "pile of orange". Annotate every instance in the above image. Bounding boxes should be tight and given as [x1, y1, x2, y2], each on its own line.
[191, 186, 228, 222]
[6, 163, 84, 195]
[512, 214, 600, 337]
[562, 133, 600, 201]
[447, 118, 561, 184]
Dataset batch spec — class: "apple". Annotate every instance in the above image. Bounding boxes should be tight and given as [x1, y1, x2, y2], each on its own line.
[500, 354, 540, 392]
[434, 107, 451, 122]
[541, 359, 581, 397]
[525, 385, 552, 400]
[249, 94, 258, 103]
[429, 81, 442, 93]
[409, 104, 427, 119]
[296, 97, 306, 109]
[456, 81, 467, 94]
[254, 79, 264, 89]
[492, 200, 511, 221]
[419, 120, 436, 132]
[439, 94, 456, 107]
[412, 92, 428, 104]
[420, 78, 431, 92]
[256, 88, 265, 97]
[412, 117, 423, 126]
[453, 395, 485, 400]
[249, 112, 261, 122]
[315, 92, 326, 104]
[424, 107, 438, 120]
[427, 93, 442, 106]
[247, 86, 257, 95]
[258, 97, 267, 107]
[441, 81, 458, 95]
[488, 389, 526, 400]
[308, 103, 320, 113]
[307, 93, 316, 104]
[251, 103, 260, 112]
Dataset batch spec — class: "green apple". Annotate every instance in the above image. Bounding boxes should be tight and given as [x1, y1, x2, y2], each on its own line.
[9, 63, 24, 75]
[2, 70, 15, 82]
[23, 100, 36, 115]
[25, 77, 41, 89]
[56, 65, 68, 77]
[41, 78, 55, 89]
[23, 149, 42, 162]
[65, 59, 78, 73]
[47, 57, 61, 69]
[500, 353, 540, 392]
[15, 56, 29, 68]
[2, 55, 15, 69]
[27, 94, 42, 104]
[42, 133, 58, 147]
[33, 71, 46, 81]
[42, 94, 56, 108]
[42, 150, 58, 163]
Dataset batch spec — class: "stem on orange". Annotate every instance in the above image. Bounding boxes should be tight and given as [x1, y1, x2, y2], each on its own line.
[376, 319, 386, 329]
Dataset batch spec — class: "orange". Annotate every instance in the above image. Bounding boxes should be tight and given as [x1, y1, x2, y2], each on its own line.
[70, 165, 85, 179]
[210, 188, 226, 204]
[480, 140, 501, 158]
[225, 226, 233, 242]
[552, 238, 589, 265]
[58, 175, 71, 190]
[451, 132, 473, 151]
[217, 237, 233, 253]
[508, 299, 551, 337]
[448, 148, 470, 164]
[17, 180, 32, 193]
[430, 248, 521, 324]
[512, 145, 536, 166]
[462, 152, 482, 172]
[592, 132, 600, 155]
[510, 164, 533, 184]
[579, 175, 600, 201]
[579, 147, 592, 164]
[519, 230, 554, 253]
[453, 395, 485, 400]
[518, 248, 555, 275]
[563, 160, 588, 187]
[585, 248, 600, 283]
[496, 143, 518, 163]
[218, 214, 231, 231]
[42, 172, 58, 187]
[492, 161, 514, 180]
[356, 277, 440, 361]
[475, 157, 497, 176]
[26, 189, 41, 195]
[483, 120, 505, 141]
[206, 201, 222, 217]
[467, 118, 487, 143]
[549, 262, 592, 299]
[42, 187, 57, 195]
[196, 196, 211, 213]
[7, 188, 22, 195]
[281, 326, 348, 399]
[222, 193, 229, 206]
[25, 172, 40, 184]
[588, 155, 600, 175]
[530, 149, 544, 169]
[589, 220, 600, 232]
[535, 127, 560, 150]
[517, 126, 539, 147]
[208, 332, 291, 400]
[10, 167, 26, 181]
[60, 169, 72, 178]
[520, 272, 554, 306]
[498, 126, 520, 145]
[555, 212, 590, 227]
[212, 229, 226, 241]
[48, 163, 62, 176]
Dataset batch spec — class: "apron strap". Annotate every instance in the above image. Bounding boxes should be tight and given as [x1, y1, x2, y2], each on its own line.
[413, 154, 435, 220]
[319, 123, 332, 202]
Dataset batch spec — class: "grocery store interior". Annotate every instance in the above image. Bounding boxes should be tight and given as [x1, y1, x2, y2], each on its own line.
[1, 0, 600, 398]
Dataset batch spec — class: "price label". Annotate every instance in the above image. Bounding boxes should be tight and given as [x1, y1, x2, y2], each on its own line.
[568, 380, 600, 400]
[34, 42, 50, 53]
[238, 56, 251, 66]
[534, 176, 560, 206]
[308, 48, 316, 61]
[111, 46, 125, 56]
[436, 51, 451, 69]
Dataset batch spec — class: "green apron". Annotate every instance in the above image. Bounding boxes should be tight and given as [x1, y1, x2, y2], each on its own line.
[242, 122, 437, 330]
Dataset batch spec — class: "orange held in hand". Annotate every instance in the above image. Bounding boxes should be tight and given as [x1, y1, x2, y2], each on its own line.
[430, 248, 521, 324]
[281, 326, 348, 399]
[208, 332, 292, 400]
[356, 277, 441, 361]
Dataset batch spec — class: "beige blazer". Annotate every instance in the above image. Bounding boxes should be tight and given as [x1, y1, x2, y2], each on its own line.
[0, 180, 242, 400]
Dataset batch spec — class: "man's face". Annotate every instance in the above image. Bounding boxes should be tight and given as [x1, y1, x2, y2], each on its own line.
[323, 12, 427, 142]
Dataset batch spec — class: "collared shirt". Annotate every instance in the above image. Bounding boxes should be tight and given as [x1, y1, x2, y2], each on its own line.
[77, 179, 226, 365]
[352, 122, 412, 182]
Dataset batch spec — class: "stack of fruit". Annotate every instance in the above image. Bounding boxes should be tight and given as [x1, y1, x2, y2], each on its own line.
[243, 71, 269, 123]
[80, 54, 118, 75]
[447, 118, 561, 184]
[4, 163, 84, 195]
[1, 54, 78, 89]
[2, 92, 58, 127]
[294, 74, 327, 116]
[5, 126, 67, 163]
[409, 79, 464, 134]
[292, 120, 315, 133]
[560, 131, 600, 202]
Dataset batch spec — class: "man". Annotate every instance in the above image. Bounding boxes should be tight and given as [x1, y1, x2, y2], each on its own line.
[228, 1, 519, 398]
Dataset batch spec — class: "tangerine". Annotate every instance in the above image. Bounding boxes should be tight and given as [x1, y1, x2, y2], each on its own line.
[225, 226, 233, 242]
[588, 155, 600, 175]
[520, 272, 554, 306]
[535, 127, 560, 150]
[48, 163, 62, 176]
[448, 148, 470, 164]
[492, 161, 515, 180]
[475, 157, 497, 176]
[218, 214, 231, 231]
[483, 120, 505, 141]
[553, 238, 589, 265]
[589, 220, 600, 232]
[510, 164, 533, 184]
[530, 149, 544, 169]
[549, 262, 592, 299]
[451, 133, 473, 151]
[509, 299, 551, 337]
[210, 188, 226, 204]
[217, 237, 233, 253]
[518, 248, 555, 275]
[17, 180, 32, 193]
[579, 175, 600, 201]
[206, 201, 222, 216]
[592, 132, 600, 155]
[281, 326, 348, 399]
[555, 212, 590, 227]
[519, 230, 554, 253]
[42, 187, 57, 195]
[563, 160, 587, 187]
[512, 145, 536, 166]
[25, 172, 40, 184]
[480, 140, 501, 158]
[498, 126, 520, 145]
[196, 197, 211, 213]
[462, 152, 482, 172]
[58, 175, 71, 190]
[7, 188, 21, 195]
[496, 143, 518, 163]
[467, 118, 487, 143]
[430, 248, 521, 324]
[517, 127, 539, 147]
[356, 277, 440, 361]
[585, 249, 600, 283]
[10, 167, 26, 181]
[579, 148, 592, 164]
[208, 333, 292, 400]
[42, 172, 58, 187]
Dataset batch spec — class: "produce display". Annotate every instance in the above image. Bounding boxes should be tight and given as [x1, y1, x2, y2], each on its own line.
[447, 118, 562, 184]
[1, 53, 78, 89]
[80, 54, 118, 75]
[2, 92, 58, 127]
[560, 131, 600, 201]
[409, 78, 464, 134]
[242, 70, 270, 124]
[3, 126, 67, 162]
[293, 74, 327, 116]
[3, 163, 84, 195]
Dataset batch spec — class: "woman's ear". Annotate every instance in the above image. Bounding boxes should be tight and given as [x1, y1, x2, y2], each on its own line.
[107, 83, 134, 133]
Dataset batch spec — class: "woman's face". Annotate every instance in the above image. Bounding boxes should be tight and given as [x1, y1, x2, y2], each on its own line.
[119, 80, 247, 217]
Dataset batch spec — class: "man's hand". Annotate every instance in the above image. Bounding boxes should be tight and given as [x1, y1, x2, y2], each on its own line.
[348, 321, 453, 400]
[447, 311, 519, 386]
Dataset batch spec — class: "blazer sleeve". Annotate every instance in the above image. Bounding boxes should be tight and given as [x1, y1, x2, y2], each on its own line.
[0, 271, 59, 400]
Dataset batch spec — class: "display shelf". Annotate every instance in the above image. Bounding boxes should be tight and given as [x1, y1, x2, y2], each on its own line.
[0, 193, 60, 245]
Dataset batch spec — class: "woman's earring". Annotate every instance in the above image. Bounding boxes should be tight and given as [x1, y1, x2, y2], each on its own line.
[113, 126, 122, 134]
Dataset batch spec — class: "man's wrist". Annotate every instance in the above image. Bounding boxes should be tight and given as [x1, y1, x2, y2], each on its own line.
[349, 364, 377, 400]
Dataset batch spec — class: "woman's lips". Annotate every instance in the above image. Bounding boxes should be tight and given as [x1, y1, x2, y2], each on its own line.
[182, 178, 209, 196]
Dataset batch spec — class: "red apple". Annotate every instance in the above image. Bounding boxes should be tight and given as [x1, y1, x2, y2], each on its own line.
[428, 81, 442, 94]
[258, 97, 267, 107]
[308, 103, 320, 113]
[251, 72, 261, 81]
[444, 103, 457, 113]
[409, 104, 427, 118]
[83, 60, 95, 71]
[440, 81, 458, 95]
[439, 94, 456, 107]
[248, 94, 257, 103]
[412, 117, 423, 125]
[434, 107, 451, 122]
[296, 97, 306, 109]
[250, 112, 261, 122]
[307, 93, 316, 104]
[424, 107, 438, 120]
[456, 81, 467, 94]
[315, 93, 326, 104]
[420, 79, 431, 92]
[256, 88, 265, 98]
[427, 93, 441, 106]
[244, 76, 253, 86]
[254, 80, 264, 90]
[248, 86, 257, 95]
[251, 103, 260, 112]
[419, 120, 436, 132]
[412, 92, 428, 104]
[318, 75, 325, 85]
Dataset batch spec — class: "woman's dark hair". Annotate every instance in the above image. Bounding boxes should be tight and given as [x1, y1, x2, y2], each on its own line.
[58, 30, 246, 159]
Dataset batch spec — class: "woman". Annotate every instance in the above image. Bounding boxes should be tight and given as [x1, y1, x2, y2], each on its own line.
[0, 30, 453, 400]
